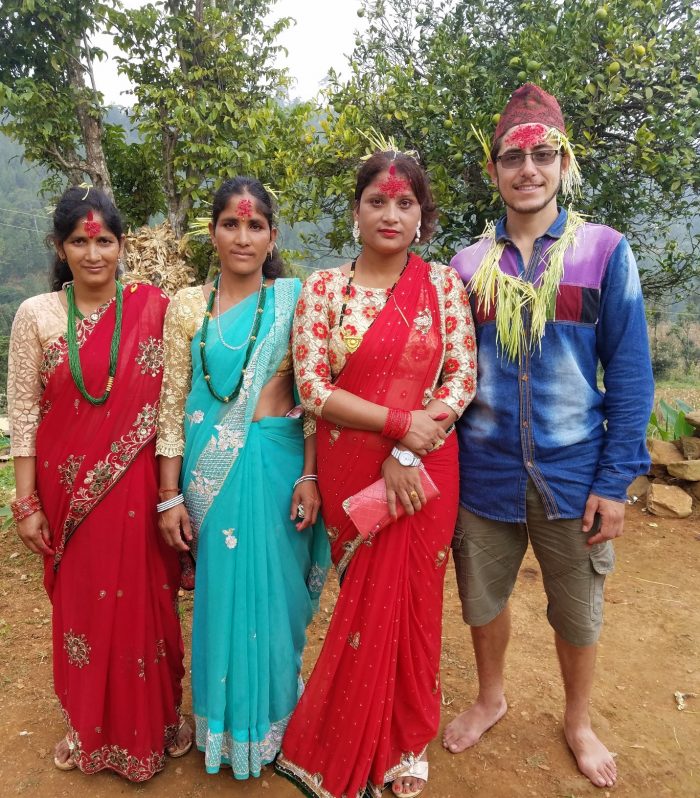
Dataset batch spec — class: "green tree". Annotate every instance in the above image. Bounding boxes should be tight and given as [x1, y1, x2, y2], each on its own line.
[102, 124, 166, 229]
[110, 0, 311, 236]
[295, 0, 700, 299]
[0, 0, 114, 194]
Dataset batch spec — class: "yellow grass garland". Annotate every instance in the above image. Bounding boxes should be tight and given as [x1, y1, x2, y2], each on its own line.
[469, 210, 585, 361]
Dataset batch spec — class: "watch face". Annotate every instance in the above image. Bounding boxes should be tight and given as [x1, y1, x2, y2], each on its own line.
[399, 450, 414, 466]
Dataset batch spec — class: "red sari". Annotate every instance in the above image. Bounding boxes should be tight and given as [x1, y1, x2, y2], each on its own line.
[35, 284, 184, 781]
[277, 256, 459, 798]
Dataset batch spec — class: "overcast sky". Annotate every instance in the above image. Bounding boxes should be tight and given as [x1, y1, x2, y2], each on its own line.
[93, 0, 366, 105]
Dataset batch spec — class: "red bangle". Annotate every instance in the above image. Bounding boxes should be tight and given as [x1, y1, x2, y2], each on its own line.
[11, 490, 42, 522]
[382, 408, 412, 440]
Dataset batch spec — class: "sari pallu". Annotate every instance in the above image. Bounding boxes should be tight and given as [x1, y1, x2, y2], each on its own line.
[278, 255, 460, 798]
[181, 279, 329, 779]
[35, 284, 184, 781]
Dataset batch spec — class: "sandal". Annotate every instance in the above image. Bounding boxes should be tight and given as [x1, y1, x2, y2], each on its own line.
[53, 737, 77, 771]
[166, 718, 193, 758]
[392, 759, 429, 798]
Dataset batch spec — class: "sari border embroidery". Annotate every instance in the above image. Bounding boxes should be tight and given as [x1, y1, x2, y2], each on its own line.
[335, 533, 364, 580]
[61, 707, 169, 782]
[194, 712, 289, 777]
[276, 753, 365, 798]
[53, 402, 159, 570]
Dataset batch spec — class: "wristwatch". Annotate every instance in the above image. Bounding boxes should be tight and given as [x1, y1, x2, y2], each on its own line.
[391, 446, 422, 467]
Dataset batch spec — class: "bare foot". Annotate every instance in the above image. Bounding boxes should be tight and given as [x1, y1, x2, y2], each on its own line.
[442, 697, 508, 753]
[564, 722, 617, 788]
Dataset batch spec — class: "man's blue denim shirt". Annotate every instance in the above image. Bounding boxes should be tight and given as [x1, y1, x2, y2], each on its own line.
[451, 209, 654, 522]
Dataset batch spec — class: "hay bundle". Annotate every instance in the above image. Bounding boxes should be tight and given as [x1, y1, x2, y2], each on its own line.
[122, 222, 196, 296]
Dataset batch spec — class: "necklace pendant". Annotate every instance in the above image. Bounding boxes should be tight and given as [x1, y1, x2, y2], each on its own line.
[341, 329, 362, 353]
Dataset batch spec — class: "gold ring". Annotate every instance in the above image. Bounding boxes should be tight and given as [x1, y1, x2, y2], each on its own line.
[433, 439, 445, 450]
[409, 490, 419, 501]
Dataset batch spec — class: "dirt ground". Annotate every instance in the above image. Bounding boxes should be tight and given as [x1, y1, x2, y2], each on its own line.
[1, 501, 698, 798]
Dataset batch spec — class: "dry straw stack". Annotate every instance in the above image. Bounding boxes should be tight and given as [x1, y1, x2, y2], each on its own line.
[122, 223, 196, 296]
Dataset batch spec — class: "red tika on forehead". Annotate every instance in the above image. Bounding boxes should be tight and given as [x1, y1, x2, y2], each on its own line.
[83, 210, 102, 238]
[236, 198, 253, 218]
[504, 123, 548, 150]
[377, 164, 410, 198]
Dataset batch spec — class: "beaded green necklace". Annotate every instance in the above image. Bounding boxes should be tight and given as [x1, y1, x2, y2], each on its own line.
[200, 274, 267, 403]
[65, 280, 123, 406]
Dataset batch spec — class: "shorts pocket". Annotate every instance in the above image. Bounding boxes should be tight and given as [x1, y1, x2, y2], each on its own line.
[589, 541, 615, 575]
[589, 541, 614, 620]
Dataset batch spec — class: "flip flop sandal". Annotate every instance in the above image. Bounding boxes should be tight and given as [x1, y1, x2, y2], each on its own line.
[53, 738, 77, 771]
[166, 718, 193, 758]
[392, 759, 429, 798]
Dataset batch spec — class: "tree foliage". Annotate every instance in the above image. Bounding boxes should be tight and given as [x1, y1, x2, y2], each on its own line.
[295, 0, 700, 299]
[110, 0, 312, 236]
[0, 0, 113, 193]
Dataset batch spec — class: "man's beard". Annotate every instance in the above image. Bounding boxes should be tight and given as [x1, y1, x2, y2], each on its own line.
[500, 178, 561, 215]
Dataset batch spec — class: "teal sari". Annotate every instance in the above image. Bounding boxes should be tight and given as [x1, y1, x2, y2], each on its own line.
[181, 278, 329, 779]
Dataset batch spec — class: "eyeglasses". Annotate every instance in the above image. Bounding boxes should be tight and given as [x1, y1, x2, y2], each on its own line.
[495, 149, 562, 169]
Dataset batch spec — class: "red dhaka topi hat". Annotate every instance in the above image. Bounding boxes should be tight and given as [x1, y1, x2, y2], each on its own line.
[493, 83, 566, 144]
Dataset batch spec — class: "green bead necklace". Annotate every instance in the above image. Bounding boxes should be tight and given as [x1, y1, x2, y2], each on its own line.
[199, 274, 267, 403]
[65, 280, 123, 406]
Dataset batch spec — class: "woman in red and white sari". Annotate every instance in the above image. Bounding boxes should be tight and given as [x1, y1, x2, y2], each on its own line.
[276, 150, 477, 797]
[8, 187, 188, 780]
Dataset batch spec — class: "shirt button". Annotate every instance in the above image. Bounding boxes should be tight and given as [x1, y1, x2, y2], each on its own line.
[522, 421, 529, 428]
[521, 374, 528, 381]
[526, 460, 533, 468]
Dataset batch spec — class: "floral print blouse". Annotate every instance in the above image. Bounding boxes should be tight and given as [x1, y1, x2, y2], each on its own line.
[292, 263, 477, 417]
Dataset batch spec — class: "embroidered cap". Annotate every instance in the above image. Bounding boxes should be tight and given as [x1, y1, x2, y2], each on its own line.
[494, 83, 566, 144]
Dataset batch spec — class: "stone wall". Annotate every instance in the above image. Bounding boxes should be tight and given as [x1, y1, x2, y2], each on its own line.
[628, 409, 700, 518]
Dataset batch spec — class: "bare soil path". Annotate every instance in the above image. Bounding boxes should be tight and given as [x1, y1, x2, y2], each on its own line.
[1, 502, 698, 798]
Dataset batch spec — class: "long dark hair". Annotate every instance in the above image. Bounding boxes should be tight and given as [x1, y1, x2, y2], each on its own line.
[354, 152, 438, 243]
[211, 177, 283, 279]
[48, 187, 124, 291]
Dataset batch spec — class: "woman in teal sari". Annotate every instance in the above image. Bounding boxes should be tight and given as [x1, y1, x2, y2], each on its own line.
[156, 177, 329, 779]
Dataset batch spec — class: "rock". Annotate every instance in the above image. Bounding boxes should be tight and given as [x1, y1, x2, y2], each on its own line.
[688, 482, 700, 501]
[646, 483, 693, 518]
[667, 460, 700, 481]
[648, 464, 669, 479]
[681, 436, 700, 460]
[647, 438, 682, 466]
[684, 410, 700, 428]
[626, 475, 650, 499]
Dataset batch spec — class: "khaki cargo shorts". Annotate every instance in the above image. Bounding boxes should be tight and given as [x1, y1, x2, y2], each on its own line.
[452, 481, 615, 647]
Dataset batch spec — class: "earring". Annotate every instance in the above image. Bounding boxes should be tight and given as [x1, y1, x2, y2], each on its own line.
[414, 221, 421, 243]
[352, 220, 360, 244]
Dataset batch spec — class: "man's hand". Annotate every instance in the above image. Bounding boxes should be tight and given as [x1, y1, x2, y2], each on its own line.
[582, 493, 626, 545]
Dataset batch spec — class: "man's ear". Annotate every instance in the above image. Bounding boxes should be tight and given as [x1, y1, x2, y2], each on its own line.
[486, 159, 498, 187]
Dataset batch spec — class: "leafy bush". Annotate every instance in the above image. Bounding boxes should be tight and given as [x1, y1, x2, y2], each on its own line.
[647, 399, 695, 441]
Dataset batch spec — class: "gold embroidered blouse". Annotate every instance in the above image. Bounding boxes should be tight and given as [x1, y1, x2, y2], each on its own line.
[292, 263, 477, 417]
[8, 293, 70, 457]
[156, 285, 311, 459]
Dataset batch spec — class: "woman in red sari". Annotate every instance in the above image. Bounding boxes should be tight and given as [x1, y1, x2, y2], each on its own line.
[276, 150, 477, 797]
[8, 187, 189, 779]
